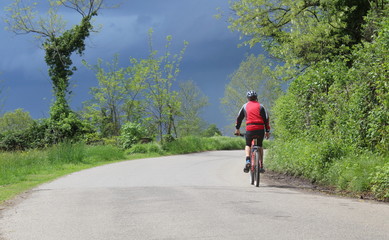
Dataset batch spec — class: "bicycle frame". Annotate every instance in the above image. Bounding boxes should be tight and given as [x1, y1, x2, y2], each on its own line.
[250, 138, 263, 172]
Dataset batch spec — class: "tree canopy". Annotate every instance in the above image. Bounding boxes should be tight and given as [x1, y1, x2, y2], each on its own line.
[228, 0, 382, 70]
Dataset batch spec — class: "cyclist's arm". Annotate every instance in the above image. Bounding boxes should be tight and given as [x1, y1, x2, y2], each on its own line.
[235, 106, 245, 130]
[260, 105, 270, 132]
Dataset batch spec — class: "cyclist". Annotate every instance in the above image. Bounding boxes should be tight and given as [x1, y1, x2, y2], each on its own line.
[235, 90, 270, 173]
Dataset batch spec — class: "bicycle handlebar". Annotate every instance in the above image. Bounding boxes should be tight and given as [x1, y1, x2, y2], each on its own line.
[234, 133, 245, 137]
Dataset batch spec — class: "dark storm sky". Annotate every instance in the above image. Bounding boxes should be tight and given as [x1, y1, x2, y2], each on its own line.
[0, 0, 263, 133]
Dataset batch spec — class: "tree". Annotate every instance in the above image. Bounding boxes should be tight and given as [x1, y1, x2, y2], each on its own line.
[202, 124, 222, 137]
[5, 0, 107, 142]
[0, 109, 34, 133]
[122, 57, 150, 124]
[221, 54, 281, 123]
[177, 80, 208, 137]
[228, 0, 374, 70]
[269, 4, 388, 154]
[82, 55, 126, 137]
[143, 29, 188, 141]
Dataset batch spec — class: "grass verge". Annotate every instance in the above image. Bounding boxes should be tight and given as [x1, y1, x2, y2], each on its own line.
[0, 143, 161, 203]
[266, 138, 389, 201]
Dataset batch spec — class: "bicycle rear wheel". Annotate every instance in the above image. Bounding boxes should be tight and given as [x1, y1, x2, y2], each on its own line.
[250, 165, 255, 185]
[254, 151, 260, 187]
[250, 150, 255, 185]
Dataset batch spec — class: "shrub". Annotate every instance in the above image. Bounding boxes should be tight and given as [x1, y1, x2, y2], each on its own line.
[119, 122, 148, 149]
[370, 162, 389, 201]
[201, 124, 222, 137]
[45, 112, 94, 144]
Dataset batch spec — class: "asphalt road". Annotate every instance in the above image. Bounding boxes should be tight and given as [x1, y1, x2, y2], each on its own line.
[0, 150, 388, 240]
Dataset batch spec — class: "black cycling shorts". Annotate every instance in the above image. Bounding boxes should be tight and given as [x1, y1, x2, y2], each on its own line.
[245, 129, 265, 147]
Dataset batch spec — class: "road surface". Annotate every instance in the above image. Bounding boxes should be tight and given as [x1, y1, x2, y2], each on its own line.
[0, 150, 388, 240]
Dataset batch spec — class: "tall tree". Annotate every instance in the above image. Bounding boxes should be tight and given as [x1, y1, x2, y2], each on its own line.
[221, 54, 281, 122]
[177, 80, 208, 137]
[143, 29, 188, 141]
[5, 0, 107, 141]
[82, 55, 126, 137]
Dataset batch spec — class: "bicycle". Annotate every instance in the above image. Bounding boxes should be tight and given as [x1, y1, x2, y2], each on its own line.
[236, 133, 264, 187]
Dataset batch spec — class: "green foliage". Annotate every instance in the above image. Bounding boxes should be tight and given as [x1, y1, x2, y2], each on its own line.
[238, 4, 389, 200]
[221, 54, 281, 122]
[5, 0, 104, 143]
[82, 55, 128, 137]
[370, 163, 389, 201]
[267, 138, 388, 197]
[177, 80, 208, 137]
[326, 153, 388, 194]
[0, 120, 46, 151]
[81, 30, 192, 141]
[0, 109, 34, 133]
[45, 112, 95, 144]
[228, 0, 373, 68]
[142, 30, 188, 140]
[119, 122, 148, 149]
[201, 124, 222, 137]
[0, 112, 94, 151]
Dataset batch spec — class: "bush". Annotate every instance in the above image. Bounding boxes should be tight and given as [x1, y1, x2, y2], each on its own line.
[119, 122, 148, 149]
[370, 162, 389, 201]
[45, 112, 94, 144]
[201, 124, 222, 137]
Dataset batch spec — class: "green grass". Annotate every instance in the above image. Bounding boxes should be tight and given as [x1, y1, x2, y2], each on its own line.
[267, 138, 389, 201]
[0, 143, 130, 203]
[0, 136, 250, 203]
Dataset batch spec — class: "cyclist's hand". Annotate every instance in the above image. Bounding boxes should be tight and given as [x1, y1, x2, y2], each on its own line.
[234, 129, 241, 136]
[265, 132, 270, 140]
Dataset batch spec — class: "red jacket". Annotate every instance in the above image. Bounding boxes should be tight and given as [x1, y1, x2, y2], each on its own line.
[236, 100, 270, 132]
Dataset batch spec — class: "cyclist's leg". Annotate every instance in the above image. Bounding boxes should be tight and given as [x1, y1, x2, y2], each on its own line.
[245, 131, 255, 160]
[254, 130, 265, 172]
[243, 132, 254, 173]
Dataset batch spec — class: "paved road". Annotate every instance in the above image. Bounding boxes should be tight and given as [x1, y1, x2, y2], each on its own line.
[0, 151, 388, 240]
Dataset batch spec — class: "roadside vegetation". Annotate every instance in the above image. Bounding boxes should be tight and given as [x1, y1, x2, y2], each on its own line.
[224, 0, 388, 201]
